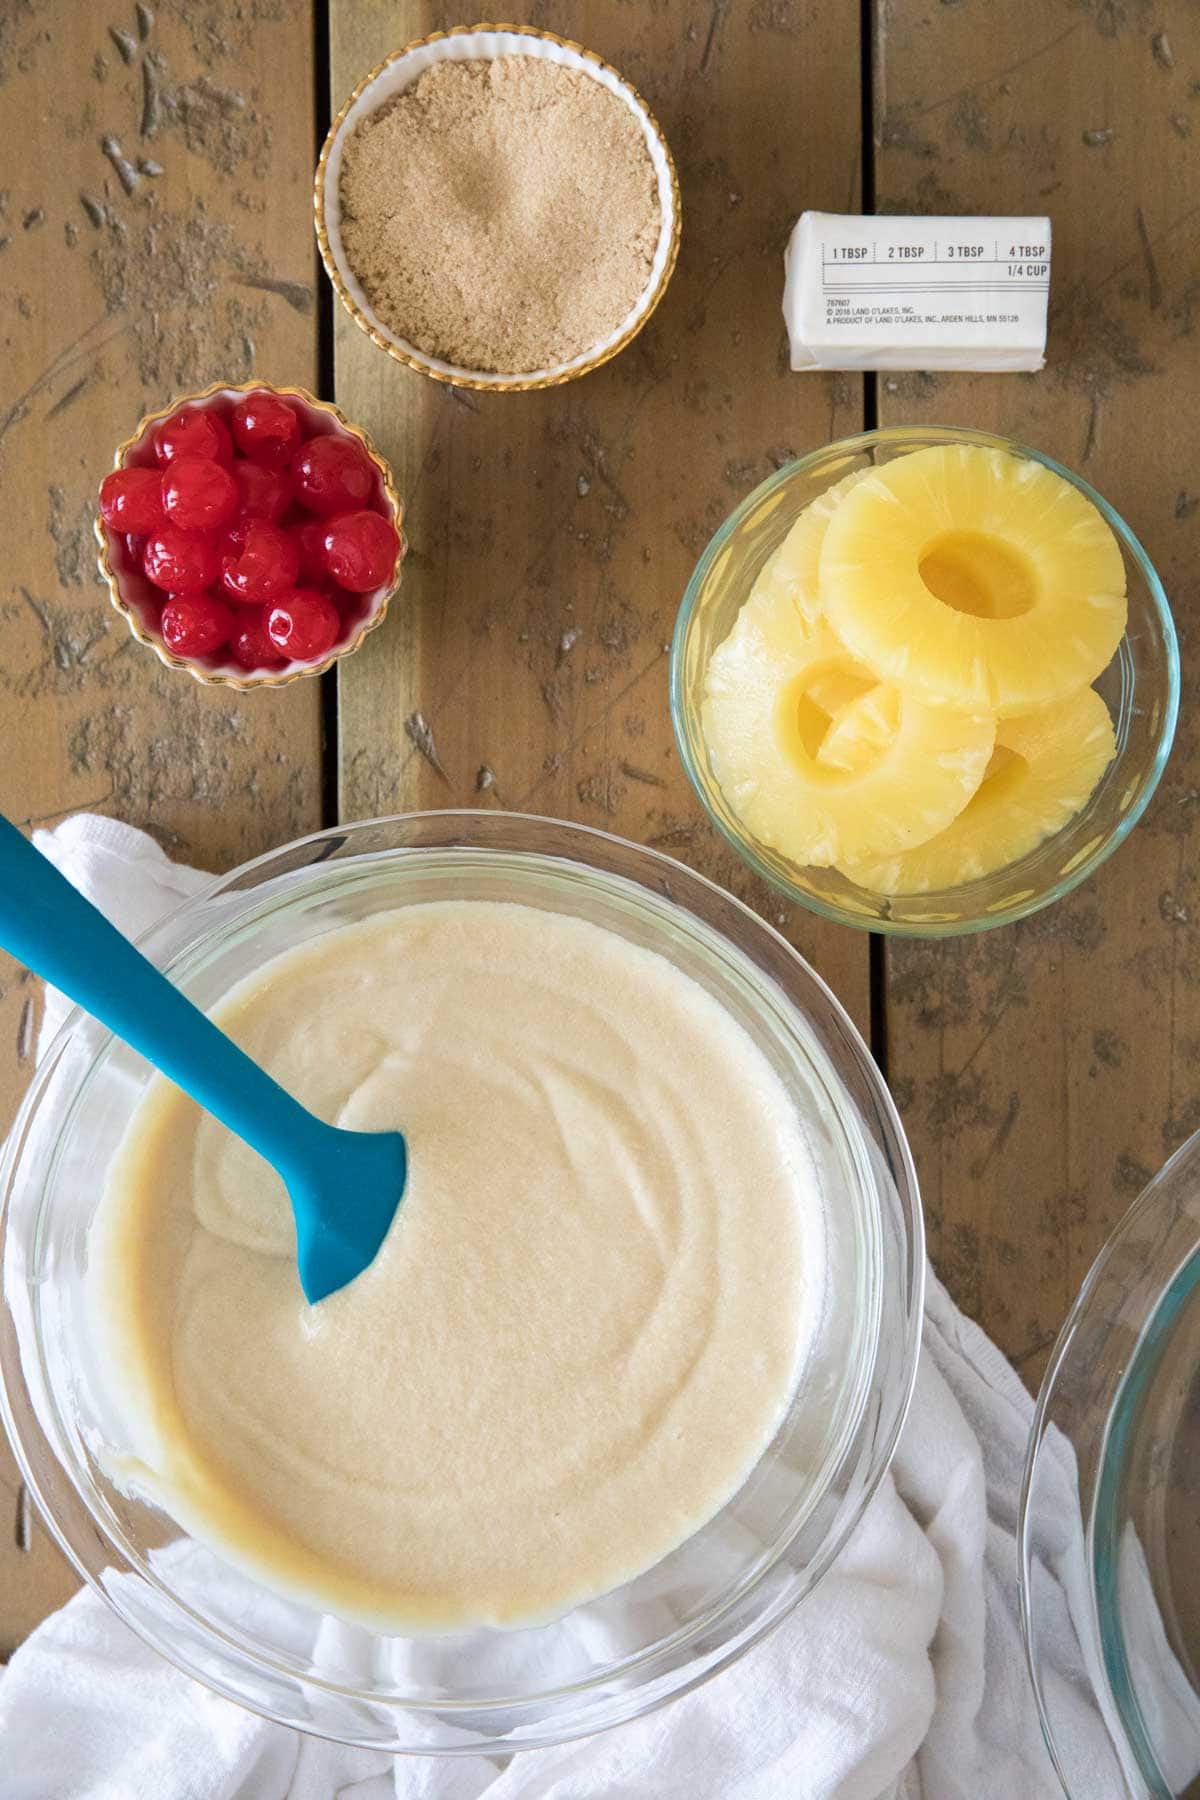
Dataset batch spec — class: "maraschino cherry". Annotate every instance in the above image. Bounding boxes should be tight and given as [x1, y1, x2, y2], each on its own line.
[266, 590, 340, 661]
[162, 456, 238, 533]
[161, 593, 234, 658]
[153, 407, 234, 468]
[220, 519, 299, 606]
[292, 435, 375, 515]
[99, 467, 165, 534]
[322, 511, 400, 592]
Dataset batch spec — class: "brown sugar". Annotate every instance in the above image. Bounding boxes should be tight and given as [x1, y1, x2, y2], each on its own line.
[337, 56, 662, 374]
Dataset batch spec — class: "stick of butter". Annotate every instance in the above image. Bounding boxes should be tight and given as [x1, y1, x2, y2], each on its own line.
[783, 212, 1051, 372]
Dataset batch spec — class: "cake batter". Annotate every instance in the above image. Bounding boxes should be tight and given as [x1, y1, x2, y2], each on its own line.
[89, 901, 826, 1630]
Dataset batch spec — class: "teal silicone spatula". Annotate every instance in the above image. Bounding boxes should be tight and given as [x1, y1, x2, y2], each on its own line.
[0, 814, 406, 1303]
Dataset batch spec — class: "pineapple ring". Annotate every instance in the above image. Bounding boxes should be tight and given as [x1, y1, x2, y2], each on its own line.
[755, 467, 873, 624]
[841, 686, 1116, 895]
[819, 445, 1128, 718]
[701, 591, 995, 868]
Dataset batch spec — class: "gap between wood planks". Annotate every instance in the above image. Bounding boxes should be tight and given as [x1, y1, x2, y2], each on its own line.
[309, 3, 892, 1073]
[861, 0, 888, 1080]
[314, 0, 340, 832]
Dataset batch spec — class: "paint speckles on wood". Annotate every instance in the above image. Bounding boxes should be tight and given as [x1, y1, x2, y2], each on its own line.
[101, 133, 140, 195]
[0, 0, 321, 1641]
[0, 2, 49, 88]
[403, 710, 449, 783]
[15, 995, 35, 1064]
[876, 0, 1200, 1382]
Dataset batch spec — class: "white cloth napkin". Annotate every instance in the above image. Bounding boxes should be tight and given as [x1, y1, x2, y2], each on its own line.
[0, 815, 1092, 1799]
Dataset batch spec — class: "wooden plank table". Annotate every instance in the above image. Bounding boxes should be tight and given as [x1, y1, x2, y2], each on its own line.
[0, 0, 1195, 1655]
[0, 0, 322, 1649]
[876, 0, 1200, 1384]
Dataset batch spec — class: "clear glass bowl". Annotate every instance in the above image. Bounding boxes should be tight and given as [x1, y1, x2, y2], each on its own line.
[1020, 1132, 1200, 1796]
[671, 426, 1178, 937]
[0, 812, 923, 1755]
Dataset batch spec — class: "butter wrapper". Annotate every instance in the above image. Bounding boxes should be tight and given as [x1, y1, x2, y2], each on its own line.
[783, 212, 1051, 373]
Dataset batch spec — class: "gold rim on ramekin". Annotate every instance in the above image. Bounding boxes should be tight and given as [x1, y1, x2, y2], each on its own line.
[93, 380, 407, 691]
[314, 23, 683, 392]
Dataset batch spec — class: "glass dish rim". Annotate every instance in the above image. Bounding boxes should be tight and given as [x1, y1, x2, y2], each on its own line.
[0, 809, 926, 1751]
[1017, 1130, 1200, 1796]
[670, 423, 1180, 940]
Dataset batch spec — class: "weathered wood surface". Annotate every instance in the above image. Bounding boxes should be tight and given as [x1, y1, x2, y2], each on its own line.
[329, 0, 870, 1033]
[875, 0, 1200, 1385]
[1, 0, 1196, 1656]
[0, 0, 320, 1653]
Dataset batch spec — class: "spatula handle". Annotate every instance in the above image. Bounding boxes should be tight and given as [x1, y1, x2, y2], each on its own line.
[0, 814, 322, 1170]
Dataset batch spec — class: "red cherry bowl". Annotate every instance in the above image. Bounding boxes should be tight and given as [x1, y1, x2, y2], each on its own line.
[94, 381, 405, 688]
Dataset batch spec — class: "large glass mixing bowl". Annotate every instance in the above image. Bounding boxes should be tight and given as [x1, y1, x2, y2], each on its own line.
[0, 813, 922, 1754]
[1021, 1131, 1200, 1796]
